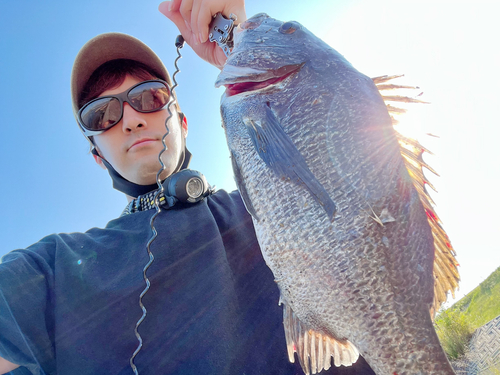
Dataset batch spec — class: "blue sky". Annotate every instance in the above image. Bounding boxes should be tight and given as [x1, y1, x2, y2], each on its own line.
[1, 0, 499, 308]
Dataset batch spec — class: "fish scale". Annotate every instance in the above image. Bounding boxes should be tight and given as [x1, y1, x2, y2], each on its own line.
[216, 13, 458, 375]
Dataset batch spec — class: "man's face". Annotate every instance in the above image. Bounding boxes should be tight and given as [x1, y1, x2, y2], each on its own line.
[92, 75, 188, 187]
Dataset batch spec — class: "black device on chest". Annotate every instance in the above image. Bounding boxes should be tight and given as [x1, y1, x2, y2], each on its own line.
[123, 169, 213, 215]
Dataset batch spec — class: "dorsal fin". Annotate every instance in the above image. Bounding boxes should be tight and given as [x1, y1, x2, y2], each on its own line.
[373, 75, 460, 318]
[282, 302, 359, 374]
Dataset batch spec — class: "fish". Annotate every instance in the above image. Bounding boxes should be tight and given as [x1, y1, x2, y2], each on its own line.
[215, 13, 461, 375]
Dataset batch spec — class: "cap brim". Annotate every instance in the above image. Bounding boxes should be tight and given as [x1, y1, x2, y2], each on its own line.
[71, 32, 173, 117]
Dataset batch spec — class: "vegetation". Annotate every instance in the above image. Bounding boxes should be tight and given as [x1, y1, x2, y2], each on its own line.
[434, 266, 500, 361]
[452, 266, 500, 327]
[435, 308, 476, 360]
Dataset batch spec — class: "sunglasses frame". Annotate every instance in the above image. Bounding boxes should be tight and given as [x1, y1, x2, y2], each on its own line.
[77, 79, 172, 137]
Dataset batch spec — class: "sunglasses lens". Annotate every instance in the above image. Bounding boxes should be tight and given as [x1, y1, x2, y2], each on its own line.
[129, 81, 171, 112]
[79, 81, 171, 133]
[80, 97, 121, 131]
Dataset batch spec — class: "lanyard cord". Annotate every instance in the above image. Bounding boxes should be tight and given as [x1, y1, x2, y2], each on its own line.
[129, 35, 185, 375]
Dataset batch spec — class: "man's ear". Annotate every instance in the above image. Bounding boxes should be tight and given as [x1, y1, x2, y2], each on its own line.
[92, 148, 107, 170]
[180, 112, 188, 137]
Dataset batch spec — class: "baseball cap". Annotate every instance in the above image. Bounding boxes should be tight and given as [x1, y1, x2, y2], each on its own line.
[71, 32, 175, 119]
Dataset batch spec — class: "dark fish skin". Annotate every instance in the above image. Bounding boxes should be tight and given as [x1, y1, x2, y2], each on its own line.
[216, 13, 456, 375]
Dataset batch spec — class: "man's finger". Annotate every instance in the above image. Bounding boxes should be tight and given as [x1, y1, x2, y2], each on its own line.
[190, 0, 203, 43]
[178, 0, 195, 39]
[158, 3, 196, 46]
[158, 0, 181, 13]
[196, 1, 213, 44]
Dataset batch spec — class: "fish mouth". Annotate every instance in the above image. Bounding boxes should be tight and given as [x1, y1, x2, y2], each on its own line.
[216, 63, 304, 97]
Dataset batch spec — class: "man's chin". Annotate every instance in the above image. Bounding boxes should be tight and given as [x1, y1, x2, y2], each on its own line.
[129, 165, 176, 186]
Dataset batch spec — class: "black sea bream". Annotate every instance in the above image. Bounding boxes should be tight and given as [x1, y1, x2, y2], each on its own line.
[215, 13, 459, 375]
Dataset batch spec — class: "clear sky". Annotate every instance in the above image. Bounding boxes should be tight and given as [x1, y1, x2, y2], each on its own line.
[1, 0, 499, 309]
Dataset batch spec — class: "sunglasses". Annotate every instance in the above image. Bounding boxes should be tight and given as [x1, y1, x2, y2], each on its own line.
[78, 80, 172, 136]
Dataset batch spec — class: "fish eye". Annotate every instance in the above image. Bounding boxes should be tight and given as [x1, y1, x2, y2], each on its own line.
[279, 21, 300, 34]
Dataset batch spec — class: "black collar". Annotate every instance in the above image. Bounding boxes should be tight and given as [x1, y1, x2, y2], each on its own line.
[93, 148, 192, 197]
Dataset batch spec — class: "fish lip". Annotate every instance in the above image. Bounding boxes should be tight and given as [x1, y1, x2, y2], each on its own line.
[216, 63, 304, 96]
[215, 65, 270, 87]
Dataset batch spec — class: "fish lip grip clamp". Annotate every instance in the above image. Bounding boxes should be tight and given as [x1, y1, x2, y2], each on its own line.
[209, 13, 237, 57]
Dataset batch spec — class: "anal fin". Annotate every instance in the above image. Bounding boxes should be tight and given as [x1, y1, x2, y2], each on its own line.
[282, 302, 359, 375]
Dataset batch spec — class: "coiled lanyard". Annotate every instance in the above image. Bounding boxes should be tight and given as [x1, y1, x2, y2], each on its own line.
[128, 34, 185, 375]
[129, 13, 236, 374]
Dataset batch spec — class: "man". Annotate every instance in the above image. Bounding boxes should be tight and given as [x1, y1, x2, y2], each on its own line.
[0, 1, 375, 374]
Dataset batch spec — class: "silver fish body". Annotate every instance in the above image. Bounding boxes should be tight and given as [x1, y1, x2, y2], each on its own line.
[216, 13, 457, 375]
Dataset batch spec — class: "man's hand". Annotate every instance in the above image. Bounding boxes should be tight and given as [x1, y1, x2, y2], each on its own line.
[158, 0, 246, 69]
[0, 356, 19, 374]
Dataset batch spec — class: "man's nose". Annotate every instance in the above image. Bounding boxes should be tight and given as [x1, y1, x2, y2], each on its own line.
[121, 102, 147, 133]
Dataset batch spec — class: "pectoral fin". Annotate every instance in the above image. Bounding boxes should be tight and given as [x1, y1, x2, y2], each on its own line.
[230, 150, 259, 220]
[282, 302, 359, 375]
[243, 105, 336, 221]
